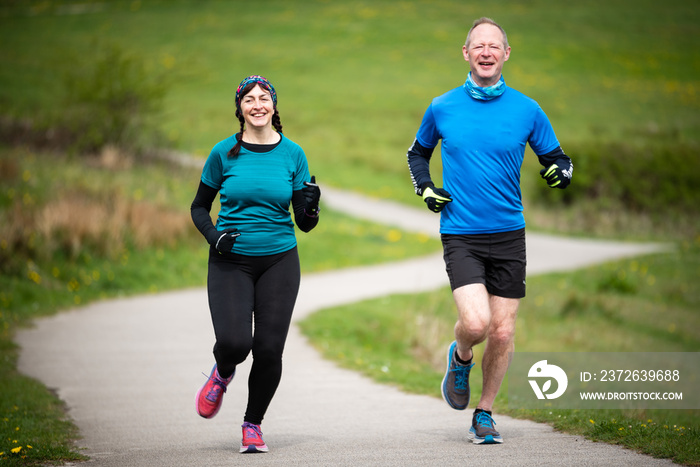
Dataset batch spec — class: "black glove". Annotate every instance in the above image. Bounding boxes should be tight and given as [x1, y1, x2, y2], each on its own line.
[214, 228, 240, 254]
[303, 175, 321, 214]
[540, 161, 572, 189]
[422, 185, 452, 213]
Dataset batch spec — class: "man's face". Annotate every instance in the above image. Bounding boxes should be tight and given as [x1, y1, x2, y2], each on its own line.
[462, 24, 511, 87]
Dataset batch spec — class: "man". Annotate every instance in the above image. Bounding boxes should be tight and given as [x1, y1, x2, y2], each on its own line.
[407, 17, 572, 444]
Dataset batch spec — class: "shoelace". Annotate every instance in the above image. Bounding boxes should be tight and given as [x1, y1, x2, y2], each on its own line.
[450, 362, 475, 390]
[474, 411, 496, 429]
[243, 423, 264, 442]
[202, 372, 228, 400]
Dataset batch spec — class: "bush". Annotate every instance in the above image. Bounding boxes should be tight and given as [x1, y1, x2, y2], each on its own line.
[59, 42, 168, 154]
[532, 139, 700, 215]
[0, 149, 195, 276]
[0, 186, 193, 275]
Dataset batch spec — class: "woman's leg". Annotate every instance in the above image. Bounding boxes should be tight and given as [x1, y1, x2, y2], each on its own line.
[244, 247, 301, 425]
[207, 247, 256, 378]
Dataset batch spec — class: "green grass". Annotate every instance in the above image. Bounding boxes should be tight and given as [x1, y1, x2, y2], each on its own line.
[1, 0, 698, 206]
[300, 242, 700, 465]
[1, 0, 699, 464]
[506, 409, 699, 466]
[0, 368, 85, 464]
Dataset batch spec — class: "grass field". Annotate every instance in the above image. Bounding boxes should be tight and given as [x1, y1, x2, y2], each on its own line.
[1, 0, 698, 204]
[1, 0, 699, 464]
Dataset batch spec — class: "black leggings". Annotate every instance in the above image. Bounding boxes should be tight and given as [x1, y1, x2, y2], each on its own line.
[207, 246, 300, 425]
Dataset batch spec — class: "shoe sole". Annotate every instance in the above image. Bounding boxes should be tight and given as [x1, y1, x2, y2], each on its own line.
[468, 428, 503, 444]
[441, 341, 468, 410]
[240, 444, 269, 453]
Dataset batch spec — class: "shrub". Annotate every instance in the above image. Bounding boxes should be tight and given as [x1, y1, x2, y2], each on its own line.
[532, 139, 700, 215]
[0, 184, 193, 275]
[59, 42, 168, 154]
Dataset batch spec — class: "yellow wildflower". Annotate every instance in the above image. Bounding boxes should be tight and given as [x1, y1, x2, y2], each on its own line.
[386, 229, 402, 242]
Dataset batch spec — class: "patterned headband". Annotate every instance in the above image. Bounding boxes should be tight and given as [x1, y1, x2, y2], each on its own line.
[235, 75, 277, 111]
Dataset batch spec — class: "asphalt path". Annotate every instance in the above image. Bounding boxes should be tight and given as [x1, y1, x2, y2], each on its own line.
[17, 187, 672, 466]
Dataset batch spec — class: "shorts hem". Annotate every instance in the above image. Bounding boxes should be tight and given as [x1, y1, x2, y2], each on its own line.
[486, 285, 526, 299]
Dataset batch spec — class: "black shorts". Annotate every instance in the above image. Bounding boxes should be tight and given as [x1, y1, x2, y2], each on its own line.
[441, 228, 526, 299]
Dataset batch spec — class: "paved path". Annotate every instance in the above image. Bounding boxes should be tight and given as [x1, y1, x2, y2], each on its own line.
[17, 188, 672, 466]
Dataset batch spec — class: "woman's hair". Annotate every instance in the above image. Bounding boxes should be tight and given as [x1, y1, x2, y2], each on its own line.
[227, 82, 283, 158]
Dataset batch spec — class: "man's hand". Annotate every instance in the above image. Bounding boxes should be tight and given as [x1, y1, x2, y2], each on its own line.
[540, 163, 572, 189]
[214, 228, 240, 254]
[422, 186, 452, 213]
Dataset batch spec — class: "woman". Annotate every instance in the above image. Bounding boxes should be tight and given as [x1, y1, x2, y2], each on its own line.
[190, 75, 321, 453]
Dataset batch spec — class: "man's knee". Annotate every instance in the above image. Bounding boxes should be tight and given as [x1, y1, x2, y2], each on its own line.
[457, 312, 490, 340]
[487, 323, 516, 347]
[486, 297, 519, 346]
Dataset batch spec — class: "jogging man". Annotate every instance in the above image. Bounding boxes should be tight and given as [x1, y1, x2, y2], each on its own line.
[406, 17, 572, 444]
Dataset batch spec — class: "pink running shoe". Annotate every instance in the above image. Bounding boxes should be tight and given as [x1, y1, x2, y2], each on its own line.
[195, 364, 234, 419]
[240, 422, 269, 453]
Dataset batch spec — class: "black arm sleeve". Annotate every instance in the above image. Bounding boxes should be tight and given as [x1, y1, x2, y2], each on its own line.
[291, 189, 319, 233]
[536, 146, 573, 173]
[407, 139, 436, 196]
[190, 181, 221, 245]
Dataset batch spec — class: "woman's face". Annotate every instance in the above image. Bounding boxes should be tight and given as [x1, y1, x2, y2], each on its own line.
[240, 84, 274, 130]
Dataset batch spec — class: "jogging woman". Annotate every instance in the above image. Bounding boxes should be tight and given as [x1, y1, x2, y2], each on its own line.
[190, 75, 321, 453]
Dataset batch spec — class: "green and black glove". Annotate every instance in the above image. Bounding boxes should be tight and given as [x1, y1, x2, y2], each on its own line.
[422, 185, 452, 213]
[540, 162, 572, 189]
[214, 228, 240, 254]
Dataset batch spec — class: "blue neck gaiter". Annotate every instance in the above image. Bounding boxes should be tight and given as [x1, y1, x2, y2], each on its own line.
[463, 72, 506, 101]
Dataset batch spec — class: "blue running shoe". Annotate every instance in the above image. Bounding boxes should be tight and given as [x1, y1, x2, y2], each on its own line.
[441, 341, 475, 410]
[468, 410, 503, 444]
